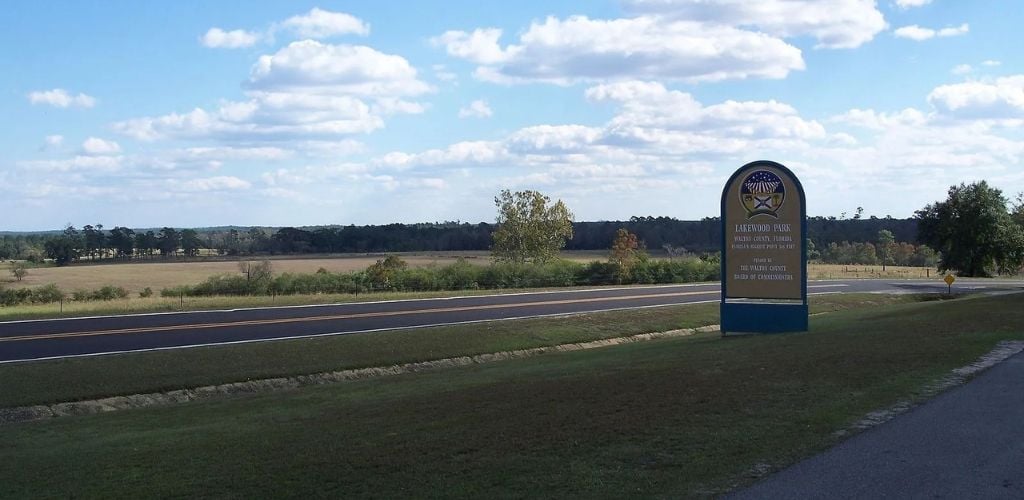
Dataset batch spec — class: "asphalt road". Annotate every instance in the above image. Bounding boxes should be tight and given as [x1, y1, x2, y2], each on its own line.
[1, 279, 1021, 363]
[730, 349, 1024, 499]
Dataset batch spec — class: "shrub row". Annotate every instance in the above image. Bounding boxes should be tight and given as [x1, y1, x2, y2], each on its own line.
[162, 258, 720, 297]
[0, 284, 129, 307]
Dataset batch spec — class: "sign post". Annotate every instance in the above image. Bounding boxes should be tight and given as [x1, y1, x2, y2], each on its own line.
[721, 160, 808, 335]
[944, 274, 955, 295]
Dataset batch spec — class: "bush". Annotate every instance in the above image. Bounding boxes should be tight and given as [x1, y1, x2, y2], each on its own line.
[152, 257, 719, 300]
[90, 286, 129, 301]
[161, 286, 192, 298]
[139, 287, 154, 298]
[435, 258, 480, 290]
[0, 287, 33, 306]
[32, 284, 65, 304]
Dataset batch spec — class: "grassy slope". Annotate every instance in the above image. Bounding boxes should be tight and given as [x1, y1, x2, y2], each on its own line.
[1, 293, 1021, 498]
[0, 294, 906, 409]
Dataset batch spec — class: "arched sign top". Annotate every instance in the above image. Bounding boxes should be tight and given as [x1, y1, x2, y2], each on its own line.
[720, 160, 807, 217]
[720, 160, 808, 334]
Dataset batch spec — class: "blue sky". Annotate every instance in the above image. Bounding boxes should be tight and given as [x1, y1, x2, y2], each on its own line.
[3, 0, 1022, 230]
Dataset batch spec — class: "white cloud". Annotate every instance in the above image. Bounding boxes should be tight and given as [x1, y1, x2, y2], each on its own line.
[624, 0, 887, 49]
[116, 41, 430, 143]
[365, 76, 1024, 220]
[280, 8, 369, 38]
[507, 125, 602, 154]
[177, 146, 291, 162]
[831, 108, 927, 130]
[927, 76, 1024, 120]
[175, 176, 252, 192]
[200, 9, 367, 50]
[432, 64, 458, 83]
[40, 135, 64, 151]
[441, 15, 804, 84]
[114, 93, 384, 141]
[894, 23, 969, 41]
[377, 81, 829, 190]
[201, 28, 260, 48]
[951, 64, 973, 76]
[19, 74, 1024, 224]
[935, 24, 971, 37]
[373, 98, 427, 115]
[402, 178, 448, 190]
[982, 60, 1002, 67]
[248, 40, 431, 96]
[378, 141, 506, 169]
[458, 99, 493, 118]
[587, 81, 825, 139]
[895, 0, 932, 8]
[431, 28, 510, 64]
[28, 89, 96, 108]
[19, 155, 123, 173]
[81, 137, 122, 155]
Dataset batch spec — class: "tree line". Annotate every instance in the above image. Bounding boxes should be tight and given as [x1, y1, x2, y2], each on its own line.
[1, 217, 920, 266]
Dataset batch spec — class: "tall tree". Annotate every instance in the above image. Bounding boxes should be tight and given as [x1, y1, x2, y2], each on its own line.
[157, 227, 181, 258]
[916, 181, 1024, 277]
[491, 189, 574, 264]
[238, 260, 274, 287]
[81, 224, 106, 260]
[108, 226, 135, 259]
[134, 231, 157, 259]
[10, 262, 28, 282]
[877, 229, 895, 271]
[44, 227, 81, 266]
[247, 228, 269, 254]
[180, 229, 202, 257]
[1013, 192, 1024, 228]
[609, 228, 642, 282]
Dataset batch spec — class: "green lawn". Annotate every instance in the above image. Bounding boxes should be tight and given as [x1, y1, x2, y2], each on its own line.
[1, 293, 1021, 497]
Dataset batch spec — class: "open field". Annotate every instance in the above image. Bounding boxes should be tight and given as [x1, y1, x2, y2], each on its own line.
[0, 252, 491, 295]
[2, 251, 941, 295]
[808, 263, 936, 279]
[1, 293, 1021, 497]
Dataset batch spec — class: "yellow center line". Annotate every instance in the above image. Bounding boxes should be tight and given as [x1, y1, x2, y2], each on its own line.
[0, 290, 716, 344]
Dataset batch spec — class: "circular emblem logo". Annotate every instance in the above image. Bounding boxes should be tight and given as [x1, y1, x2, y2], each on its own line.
[740, 170, 785, 218]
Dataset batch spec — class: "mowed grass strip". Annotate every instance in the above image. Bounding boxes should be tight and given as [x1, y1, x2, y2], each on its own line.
[1, 294, 907, 409]
[0, 293, 1021, 498]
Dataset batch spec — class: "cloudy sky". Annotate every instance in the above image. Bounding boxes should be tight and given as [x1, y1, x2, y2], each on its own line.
[3, 0, 1022, 230]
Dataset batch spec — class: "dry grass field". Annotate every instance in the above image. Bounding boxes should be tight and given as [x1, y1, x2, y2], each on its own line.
[0, 252, 490, 294]
[808, 263, 937, 280]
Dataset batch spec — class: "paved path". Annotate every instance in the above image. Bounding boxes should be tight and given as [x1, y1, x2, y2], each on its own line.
[731, 350, 1024, 499]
